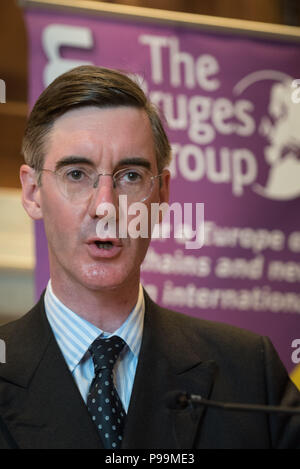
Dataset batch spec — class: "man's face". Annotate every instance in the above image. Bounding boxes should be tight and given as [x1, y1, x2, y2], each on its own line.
[28, 106, 169, 293]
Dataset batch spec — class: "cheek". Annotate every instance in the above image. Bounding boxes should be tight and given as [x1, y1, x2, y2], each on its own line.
[40, 190, 85, 240]
[136, 237, 152, 267]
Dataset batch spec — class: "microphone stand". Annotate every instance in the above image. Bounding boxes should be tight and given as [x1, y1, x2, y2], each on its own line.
[175, 392, 300, 415]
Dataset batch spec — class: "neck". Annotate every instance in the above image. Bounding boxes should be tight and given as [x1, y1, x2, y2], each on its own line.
[50, 277, 140, 333]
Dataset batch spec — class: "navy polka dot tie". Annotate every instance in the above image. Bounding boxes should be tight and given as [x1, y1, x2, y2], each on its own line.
[87, 335, 126, 449]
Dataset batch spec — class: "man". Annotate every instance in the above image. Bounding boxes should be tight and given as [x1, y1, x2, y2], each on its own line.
[0, 65, 299, 449]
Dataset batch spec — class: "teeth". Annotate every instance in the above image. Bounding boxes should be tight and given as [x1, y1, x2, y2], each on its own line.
[95, 241, 113, 250]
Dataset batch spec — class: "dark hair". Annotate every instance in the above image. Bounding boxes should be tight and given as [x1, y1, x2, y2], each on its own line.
[22, 65, 171, 176]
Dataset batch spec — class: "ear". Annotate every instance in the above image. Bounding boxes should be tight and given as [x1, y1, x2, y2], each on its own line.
[19, 164, 43, 220]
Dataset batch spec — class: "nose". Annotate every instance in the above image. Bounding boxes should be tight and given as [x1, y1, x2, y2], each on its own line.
[87, 174, 118, 219]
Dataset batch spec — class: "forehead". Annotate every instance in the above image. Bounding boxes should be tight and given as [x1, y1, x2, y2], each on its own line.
[45, 106, 156, 169]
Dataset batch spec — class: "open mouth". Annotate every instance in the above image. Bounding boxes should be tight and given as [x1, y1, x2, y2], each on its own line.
[87, 238, 123, 258]
[94, 240, 114, 250]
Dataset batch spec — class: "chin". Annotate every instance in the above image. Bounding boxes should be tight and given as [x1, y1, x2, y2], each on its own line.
[78, 263, 135, 292]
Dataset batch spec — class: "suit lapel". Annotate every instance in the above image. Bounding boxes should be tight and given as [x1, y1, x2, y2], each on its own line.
[0, 292, 217, 449]
[122, 293, 217, 449]
[0, 297, 103, 449]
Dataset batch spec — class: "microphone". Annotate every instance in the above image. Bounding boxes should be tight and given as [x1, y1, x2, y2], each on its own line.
[165, 391, 300, 415]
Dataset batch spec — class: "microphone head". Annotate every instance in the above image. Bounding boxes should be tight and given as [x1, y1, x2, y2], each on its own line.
[164, 391, 190, 410]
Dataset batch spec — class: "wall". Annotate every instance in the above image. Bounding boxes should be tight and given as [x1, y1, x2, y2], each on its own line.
[0, 0, 298, 323]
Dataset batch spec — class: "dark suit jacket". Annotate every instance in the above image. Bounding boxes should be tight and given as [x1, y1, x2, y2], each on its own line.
[0, 291, 299, 449]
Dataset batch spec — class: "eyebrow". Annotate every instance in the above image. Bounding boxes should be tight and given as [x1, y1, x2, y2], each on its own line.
[55, 156, 94, 172]
[116, 157, 152, 171]
[55, 156, 152, 172]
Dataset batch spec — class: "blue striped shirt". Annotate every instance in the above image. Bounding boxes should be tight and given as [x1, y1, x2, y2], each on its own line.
[44, 280, 145, 412]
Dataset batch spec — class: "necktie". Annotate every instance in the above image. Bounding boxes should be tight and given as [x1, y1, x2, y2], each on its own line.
[87, 335, 126, 449]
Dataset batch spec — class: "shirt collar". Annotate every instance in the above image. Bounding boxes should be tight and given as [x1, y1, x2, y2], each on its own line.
[44, 280, 145, 373]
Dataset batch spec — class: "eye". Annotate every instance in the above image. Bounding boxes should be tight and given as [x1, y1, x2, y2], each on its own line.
[125, 170, 141, 182]
[119, 168, 144, 184]
[65, 168, 87, 182]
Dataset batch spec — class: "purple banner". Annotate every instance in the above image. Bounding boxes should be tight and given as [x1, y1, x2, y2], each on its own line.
[24, 6, 300, 373]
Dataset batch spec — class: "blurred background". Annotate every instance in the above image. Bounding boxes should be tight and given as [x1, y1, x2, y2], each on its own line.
[0, 0, 300, 324]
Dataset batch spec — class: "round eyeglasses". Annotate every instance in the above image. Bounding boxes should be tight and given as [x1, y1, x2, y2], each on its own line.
[40, 165, 162, 203]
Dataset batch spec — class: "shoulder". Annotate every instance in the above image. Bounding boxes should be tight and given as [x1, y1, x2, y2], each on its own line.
[144, 291, 273, 367]
[0, 293, 50, 358]
[0, 297, 43, 336]
[146, 296, 293, 395]
[146, 291, 263, 343]
[0, 294, 55, 388]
